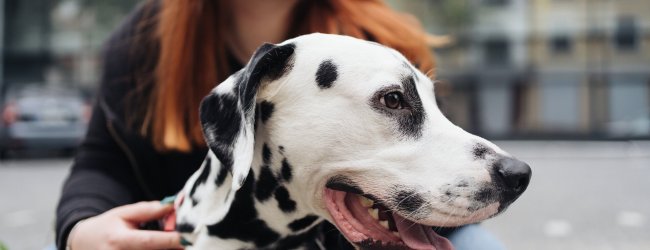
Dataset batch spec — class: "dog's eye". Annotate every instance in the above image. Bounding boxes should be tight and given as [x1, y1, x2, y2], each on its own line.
[382, 92, 403, 109]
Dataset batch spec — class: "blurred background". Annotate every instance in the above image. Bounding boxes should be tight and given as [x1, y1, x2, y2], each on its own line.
[391, 0, 650, 139]
[0, 0, 648, 249]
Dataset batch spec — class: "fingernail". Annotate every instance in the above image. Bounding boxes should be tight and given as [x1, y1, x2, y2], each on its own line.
[180, 237, 193, 246]
[160, 195, 177, 205]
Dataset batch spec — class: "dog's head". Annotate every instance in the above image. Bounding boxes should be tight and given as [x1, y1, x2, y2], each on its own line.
[200, 33, 531, 249]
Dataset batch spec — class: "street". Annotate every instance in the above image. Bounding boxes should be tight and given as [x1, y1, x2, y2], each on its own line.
[1, 141, 649, 250]
[482, 141, 650, 250]
[0, 158, 70, 250]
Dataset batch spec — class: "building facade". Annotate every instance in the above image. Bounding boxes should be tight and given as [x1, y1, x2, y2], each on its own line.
[1, 0, 137, 96]
[390, 0, 650, 139]
[3, 0, 649, 139]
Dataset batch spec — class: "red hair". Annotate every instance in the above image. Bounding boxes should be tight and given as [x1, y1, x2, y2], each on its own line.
[145, 0, 435, 152]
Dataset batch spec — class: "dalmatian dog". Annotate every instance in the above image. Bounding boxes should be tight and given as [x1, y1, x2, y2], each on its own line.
[171, 33, 531, 250]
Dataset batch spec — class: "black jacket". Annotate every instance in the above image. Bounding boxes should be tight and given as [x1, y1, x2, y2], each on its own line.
[55, 3, 209, 248]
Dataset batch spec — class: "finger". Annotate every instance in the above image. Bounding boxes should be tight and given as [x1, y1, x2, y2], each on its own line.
[113, 201, 174, 222]
[121, 230, 184, 250]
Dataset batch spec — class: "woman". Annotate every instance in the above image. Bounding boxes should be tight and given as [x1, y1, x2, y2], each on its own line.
[56, 0, 503, 249]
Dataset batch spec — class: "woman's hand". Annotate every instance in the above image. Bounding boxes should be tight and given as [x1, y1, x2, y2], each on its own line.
[68, 201, 184, 250]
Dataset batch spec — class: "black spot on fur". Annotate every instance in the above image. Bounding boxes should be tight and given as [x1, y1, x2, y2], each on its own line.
[473, 146, 488, 159]
[281, 158, 293, 182]
[190, 157, 212, 195]
[259, 44, 295, 81]
[239, 43, 295, 113]
[255, 166, 279, 202]
[474, 187, 497, 203]
[200, 44, 294, 188]
[215, 164, 229, 187]
[260, 101, 275, 124]
[262, 144, 272, 164]
[207, 171, 281, 247]
[203, 156, 212, 171]
[472, 187, 501, 212]
[288, 215, 319, 232]
[200, 93, 239, 171]
[393, 190, 425, 213]
[369, 76, 426, 139]
[189, 157, 212, 203]
[397, 76, 425, 138]
[274, 186, 297, 213]
[176, 223, 195, 233]
[472, 144, 494, 160]
[278, 146, 285, 154]
[315, 60, 338, 89]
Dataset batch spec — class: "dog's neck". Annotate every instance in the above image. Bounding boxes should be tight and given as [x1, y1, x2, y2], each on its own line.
[176, 134, 325, 249]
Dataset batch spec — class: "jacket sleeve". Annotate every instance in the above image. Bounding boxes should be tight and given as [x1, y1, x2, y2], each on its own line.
[55, 2, 159, 249]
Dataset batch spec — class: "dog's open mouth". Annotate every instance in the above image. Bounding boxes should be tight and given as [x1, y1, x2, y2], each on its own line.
[324, 188, 454, 250]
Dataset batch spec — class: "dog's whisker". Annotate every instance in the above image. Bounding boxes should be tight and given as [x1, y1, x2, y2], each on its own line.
[394, 189, 436, 231]
[425, 69, 437, 80]
[393, 191, 422, 209]
[402, 190, 431, 217]
[394, 188, 434, 210]
[432, 206, 457, 233]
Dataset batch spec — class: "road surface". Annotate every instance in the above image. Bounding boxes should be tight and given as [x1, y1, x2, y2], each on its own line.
[1, 141, 649, 250]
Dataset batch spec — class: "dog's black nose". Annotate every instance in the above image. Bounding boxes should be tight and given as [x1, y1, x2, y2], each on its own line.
[494, 158, 531, 195]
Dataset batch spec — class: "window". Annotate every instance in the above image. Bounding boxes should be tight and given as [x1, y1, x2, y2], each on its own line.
[483, 38, 510, 65]
[615, 16, 637, 51]
[483, 0, 509, 6]
[550, 35, 572, 54]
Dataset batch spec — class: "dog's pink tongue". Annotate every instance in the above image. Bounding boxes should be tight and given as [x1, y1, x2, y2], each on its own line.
[393, 213, 454, 250]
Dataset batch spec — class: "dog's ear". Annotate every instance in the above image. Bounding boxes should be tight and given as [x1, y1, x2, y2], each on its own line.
[199, 42, 295, 191]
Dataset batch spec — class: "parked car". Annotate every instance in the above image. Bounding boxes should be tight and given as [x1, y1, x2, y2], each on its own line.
[0, 85, 91, 158]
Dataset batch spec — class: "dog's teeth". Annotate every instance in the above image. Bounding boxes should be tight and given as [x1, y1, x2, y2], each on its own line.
[393, 231, 400, 237]
[359, 196, 374, 207]
[368, 208, 379, 219]
[379, 220, 389, 229]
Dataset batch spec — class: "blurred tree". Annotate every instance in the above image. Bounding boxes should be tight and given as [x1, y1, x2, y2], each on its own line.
[430, 0, 475, 36]
[47, 0, 140, 87]
[80, 0, 139, 30]
[79, 0, 139, 47]
[385, 0, 475, 39]
[50, 0, 140, 49]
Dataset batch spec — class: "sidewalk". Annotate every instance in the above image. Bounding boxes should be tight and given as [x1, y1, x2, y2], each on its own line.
[0, 141, 648, 250]
[483, 141, 650, 250]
